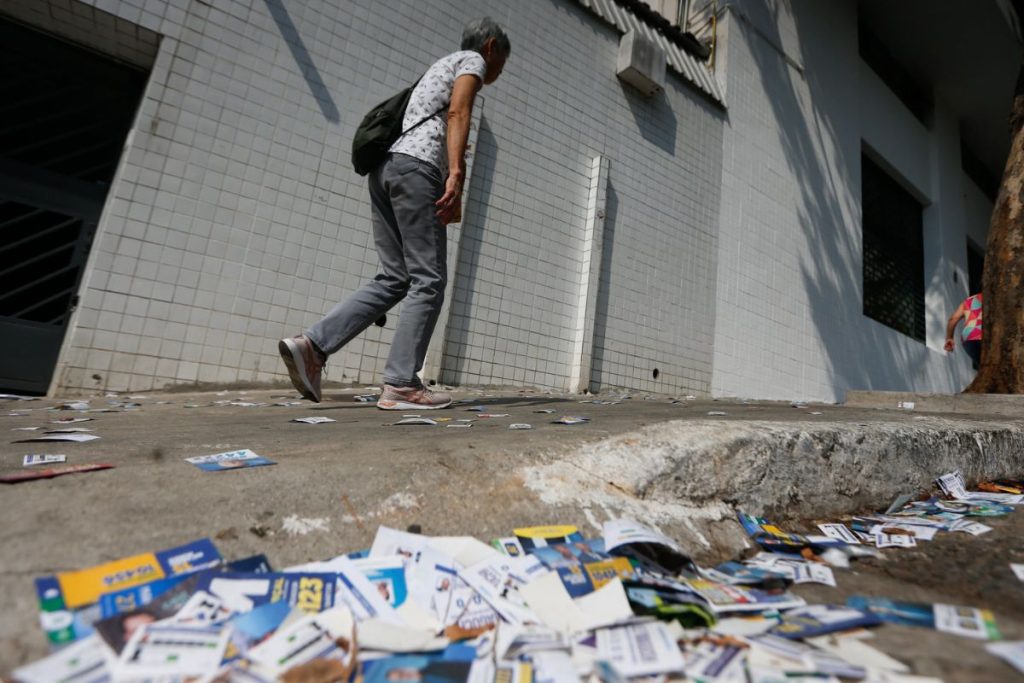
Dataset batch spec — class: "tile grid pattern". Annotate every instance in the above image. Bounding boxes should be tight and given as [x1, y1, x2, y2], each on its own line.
[39, 0, 722, 396]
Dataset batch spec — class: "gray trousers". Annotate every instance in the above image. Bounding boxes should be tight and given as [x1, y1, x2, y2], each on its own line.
[306, 153, 446, 387]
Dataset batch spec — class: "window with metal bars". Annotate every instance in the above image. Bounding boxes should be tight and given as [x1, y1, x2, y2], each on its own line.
[861, 153, 926, 342]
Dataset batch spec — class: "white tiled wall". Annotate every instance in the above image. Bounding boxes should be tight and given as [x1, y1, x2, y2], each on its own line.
[36, 0, 723, 395]
[442, 2, 723, 393]
[711, 0, 982, 402]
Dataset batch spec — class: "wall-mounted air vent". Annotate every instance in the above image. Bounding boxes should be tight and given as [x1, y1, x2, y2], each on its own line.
[616, 30, 666, 96]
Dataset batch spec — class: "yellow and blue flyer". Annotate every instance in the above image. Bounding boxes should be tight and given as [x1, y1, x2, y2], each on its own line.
[34, 538, 222, 646]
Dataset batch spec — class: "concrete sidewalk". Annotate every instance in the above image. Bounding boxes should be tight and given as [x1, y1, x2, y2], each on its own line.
[2, 386, 1023, 674]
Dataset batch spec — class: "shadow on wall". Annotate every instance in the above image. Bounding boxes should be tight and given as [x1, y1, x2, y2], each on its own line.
[262, 0, 340, 123]
[441, 116, 499, 383]
[741, 0, 962, 395]
[620, 83, 678, 156]
[590, 181, 620, 392]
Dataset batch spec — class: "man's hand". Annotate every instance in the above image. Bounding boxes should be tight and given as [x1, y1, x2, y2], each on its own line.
[435, 171, 463, 225]
[943, 338, 955, 352]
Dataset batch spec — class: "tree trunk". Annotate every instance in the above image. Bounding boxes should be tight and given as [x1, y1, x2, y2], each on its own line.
[965, 60, 1024, 393]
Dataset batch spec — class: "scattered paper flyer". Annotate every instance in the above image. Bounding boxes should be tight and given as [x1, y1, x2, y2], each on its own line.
[23, 454, 66, 467]
[986, 641, 1024, 674]
[595, 621, 685, 677]
[949, 519, 992, 536]
[935, 470, 968, 500]
[848, 596, 1000, 639]
[684, 640, 747, 680]
[508, 423, 533, 429]
[1011, 563, 1024, 581]
[552, 416, 589, 424]
[394, 417, 437, 426]
[114, 623, 230, 679]
[1, 462, 112, 484]
[185, 449, 276, 472]
[771, 604, 881, 639]
[51, 417, 93, 424]
[795, 563, 837, 587]
[603, 518, 683, 553]
[806, 633, 909, 673]
[10, 634, 109, 683]
[874, 532, 916, 548]
[966, 491, 1024, 505]
[291, 416, 337, 424]
[15, 433, 100, 443]
[35, 537, 222, 646]
[933, 603, 1000, 640]
[817, 523, 860, 544]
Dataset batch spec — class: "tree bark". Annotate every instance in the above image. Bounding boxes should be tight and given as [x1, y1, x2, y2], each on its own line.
[965, 60, 1024, 393]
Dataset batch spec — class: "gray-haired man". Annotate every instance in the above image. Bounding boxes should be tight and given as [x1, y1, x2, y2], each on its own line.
[279, 18, 510, 409]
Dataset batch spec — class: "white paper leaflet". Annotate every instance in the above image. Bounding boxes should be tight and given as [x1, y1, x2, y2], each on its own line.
[596, 621, 685, 678]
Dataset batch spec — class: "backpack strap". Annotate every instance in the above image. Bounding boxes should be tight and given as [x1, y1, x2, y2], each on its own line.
[395, 78, 445, 140]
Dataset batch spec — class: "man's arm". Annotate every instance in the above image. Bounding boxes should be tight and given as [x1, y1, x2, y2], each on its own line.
[944, 303, 965, 352]
[435, 73, 481, 225]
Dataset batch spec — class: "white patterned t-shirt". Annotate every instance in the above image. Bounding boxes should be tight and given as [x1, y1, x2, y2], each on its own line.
[389, 50, 486, 176]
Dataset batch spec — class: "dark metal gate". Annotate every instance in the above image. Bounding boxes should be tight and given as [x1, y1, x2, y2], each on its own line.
[0, 18, 147, 394]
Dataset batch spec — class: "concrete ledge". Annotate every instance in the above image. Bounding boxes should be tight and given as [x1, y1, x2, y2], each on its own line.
[844, 390, 1024, 418]
[523, 417, 1024, 556]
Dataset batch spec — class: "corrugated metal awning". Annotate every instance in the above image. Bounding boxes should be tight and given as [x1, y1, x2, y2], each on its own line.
[575, 0, 724, 104]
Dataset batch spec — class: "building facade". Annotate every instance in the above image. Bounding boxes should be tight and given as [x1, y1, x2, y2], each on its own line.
[0, 0, 1017, 402]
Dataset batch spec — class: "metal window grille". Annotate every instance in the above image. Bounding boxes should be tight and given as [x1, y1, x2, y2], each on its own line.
[861, 154, 925, 342]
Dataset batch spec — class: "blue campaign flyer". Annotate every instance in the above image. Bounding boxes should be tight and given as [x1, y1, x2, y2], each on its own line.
[227, 600, 294, 660]
[99, 575, 191, 619]
[355, 558, 408, 607]
[184, 449, 276, 472]
[98, 553, 272, 618]
[35, 538, 222, 647]
[363, 644, 476, 683]
[195, 571, 337, 614]
[846, 596, 935, 628]
[771, 604, 882, 639]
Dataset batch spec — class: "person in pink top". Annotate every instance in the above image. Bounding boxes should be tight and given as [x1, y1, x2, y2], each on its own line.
[944, 293, 983, 369]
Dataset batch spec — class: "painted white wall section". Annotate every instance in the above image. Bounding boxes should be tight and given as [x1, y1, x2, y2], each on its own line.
[962, 178, 995, 250]
[711, 0, 985, 401]
[859, 61, 931, 198]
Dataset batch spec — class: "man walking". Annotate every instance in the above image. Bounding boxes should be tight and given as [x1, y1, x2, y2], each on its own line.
[279, 18, 509, 408]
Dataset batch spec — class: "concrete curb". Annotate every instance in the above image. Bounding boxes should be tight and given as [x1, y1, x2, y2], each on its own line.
[845, 390, 1024, 418]
[521, 417, 1024, 558]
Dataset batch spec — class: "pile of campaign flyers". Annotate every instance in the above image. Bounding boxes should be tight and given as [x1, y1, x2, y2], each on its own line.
[10, 471, 1024, 682]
